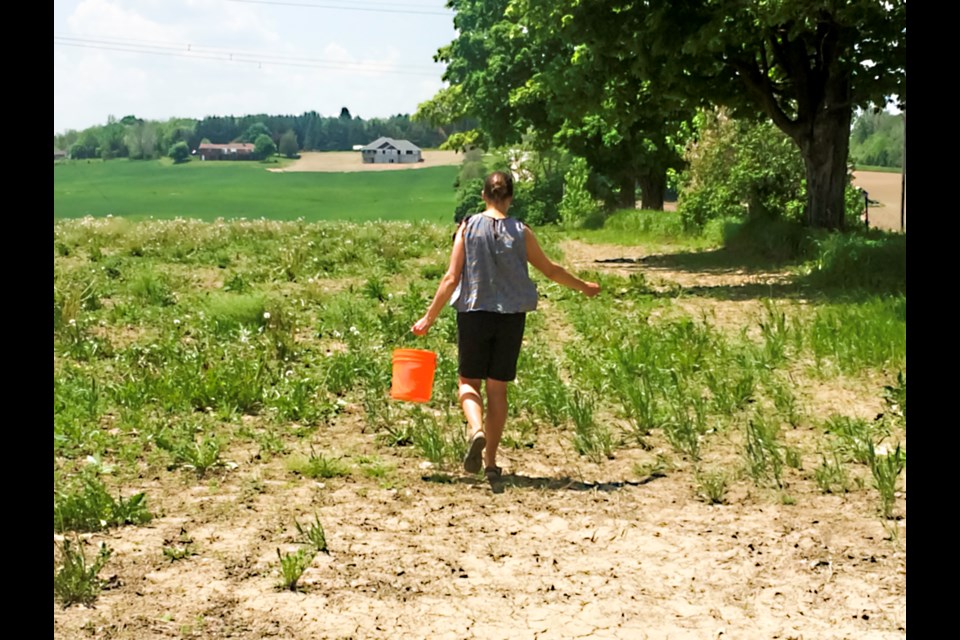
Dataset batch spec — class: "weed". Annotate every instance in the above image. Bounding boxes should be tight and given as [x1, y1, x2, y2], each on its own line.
[785, 446, 803, 470]
[869, 442, 906, 519]
[569, 391, 613, 463]
[823, 414, 888, 465]
[882, 371, 906, 423]
[289, 449, 351, 479]
[411, 410, 460, 467]
[155, 425, 223, 477]
[54, 536, 113, 608]
[54, 471, 152, 533]
[501, 418, 537, 450]
[294, 514, 329, 554]
[276, 547, 314, 592]
[814, 451, 851, 494]
[744, 413, 785, 488]
[695, 469, 729, 504]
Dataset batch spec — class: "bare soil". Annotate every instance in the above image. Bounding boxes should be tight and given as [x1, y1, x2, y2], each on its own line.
[851, 171, 905, 232]
[269, 150, 464, 173]
[53, 240, 906, 640]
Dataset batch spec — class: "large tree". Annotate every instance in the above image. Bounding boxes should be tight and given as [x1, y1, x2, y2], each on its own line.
[419, 0, 690, 210]
[577, 0, 906, 229]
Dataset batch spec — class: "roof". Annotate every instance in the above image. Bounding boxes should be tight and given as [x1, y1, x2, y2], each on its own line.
[198, 143, 256, 151]
[361, 137, 421, 152]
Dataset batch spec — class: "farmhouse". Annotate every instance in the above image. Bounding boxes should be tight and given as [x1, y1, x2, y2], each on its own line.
[360, 137, 422, 164]
[54, 149, 67, 161]
[197, 143, 256, 161]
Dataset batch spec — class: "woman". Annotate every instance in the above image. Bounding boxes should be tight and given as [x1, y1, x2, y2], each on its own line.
[411, 171, 600, 478]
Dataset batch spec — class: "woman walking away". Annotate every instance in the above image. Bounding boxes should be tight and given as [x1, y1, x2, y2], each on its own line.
[411, 171, 600, 478]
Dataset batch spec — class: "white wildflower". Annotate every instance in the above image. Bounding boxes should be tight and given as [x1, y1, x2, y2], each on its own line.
[263, 312, 271, 320]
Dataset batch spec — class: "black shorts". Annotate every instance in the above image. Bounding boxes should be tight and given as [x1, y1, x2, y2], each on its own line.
[457, 311, 527, 382]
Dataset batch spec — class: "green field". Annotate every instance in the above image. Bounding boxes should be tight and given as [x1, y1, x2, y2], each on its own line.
[53, 158, 459, 223]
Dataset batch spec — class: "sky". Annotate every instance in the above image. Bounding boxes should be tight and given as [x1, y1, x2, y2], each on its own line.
[53, 0, 458, 134]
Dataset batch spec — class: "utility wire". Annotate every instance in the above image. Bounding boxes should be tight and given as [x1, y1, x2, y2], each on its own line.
[54, 35, 444, 76]
[225, 0, 451, 17]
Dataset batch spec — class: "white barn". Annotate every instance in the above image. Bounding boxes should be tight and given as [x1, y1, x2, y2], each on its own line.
[360, 137, 422, 164]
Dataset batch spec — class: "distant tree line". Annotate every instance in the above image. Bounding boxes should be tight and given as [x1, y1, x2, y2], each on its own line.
[54, 108, 474, 160]
[849, 110, 904, 169]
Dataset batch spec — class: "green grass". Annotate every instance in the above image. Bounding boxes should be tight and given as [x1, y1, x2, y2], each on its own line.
[54, 158, 458, 222]
[560, 208, 718, 250]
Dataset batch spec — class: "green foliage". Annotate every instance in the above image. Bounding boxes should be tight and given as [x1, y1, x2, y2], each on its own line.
[254, 134, 277, 160]
[814, 450, 851, 494]
[807, 297, 906, 373]
[569, 390, 613, 462]
[850, 110, 904, 169]
[279, 130, 299, 158]
[695, 469, 729, 504]
[559, 157, 605, 229]
[204, 293, 266, 334]
[678, 110, 806, 230]
[288, 450, 351, 479]
[744, 413, 785, 488]
[821, 415, 887, 465]
[869, 443, 906, 519]
[295, 514, 329, 554]
[54, 470, 153, 533]
[155, 422, 223, 477]
[276, 547, 313, 592]
[800, 230, 906, 296]
[169, 141, 190, 164]
[54, 536, 113, 608]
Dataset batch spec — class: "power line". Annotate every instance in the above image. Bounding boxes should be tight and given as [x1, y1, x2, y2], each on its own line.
[54, 35, 445, 76]
[225, 0, 451, 17]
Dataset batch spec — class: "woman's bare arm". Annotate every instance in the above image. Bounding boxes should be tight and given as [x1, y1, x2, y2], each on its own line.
[524, 226, 600, 297]
[411, 223, 467, 335]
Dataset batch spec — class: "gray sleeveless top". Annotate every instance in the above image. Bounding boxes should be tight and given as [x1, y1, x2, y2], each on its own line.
[453, 214, 539, 314]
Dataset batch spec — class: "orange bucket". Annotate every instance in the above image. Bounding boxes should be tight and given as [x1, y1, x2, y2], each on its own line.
[390, 348, 437, 403]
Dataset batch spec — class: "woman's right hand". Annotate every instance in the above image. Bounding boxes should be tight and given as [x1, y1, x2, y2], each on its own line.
[411, 316, 432, 336]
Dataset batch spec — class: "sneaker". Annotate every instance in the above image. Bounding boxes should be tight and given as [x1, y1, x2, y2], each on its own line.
[463, 431, 486, 474]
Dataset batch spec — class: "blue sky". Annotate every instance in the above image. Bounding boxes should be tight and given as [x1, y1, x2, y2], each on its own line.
[54, 0, 458, 134]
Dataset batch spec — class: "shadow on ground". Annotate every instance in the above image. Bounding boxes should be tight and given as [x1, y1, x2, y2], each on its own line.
[423, 471, 667, 494]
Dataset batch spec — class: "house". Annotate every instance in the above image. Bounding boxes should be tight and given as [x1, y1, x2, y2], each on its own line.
[360, 137, 422, 164]
[197, 142, 256, 161]
[54, 149, 67, 161]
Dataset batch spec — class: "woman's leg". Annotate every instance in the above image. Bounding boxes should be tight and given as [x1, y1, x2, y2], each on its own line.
[459, 376, 486, 473]
[483, 378, 508, 469]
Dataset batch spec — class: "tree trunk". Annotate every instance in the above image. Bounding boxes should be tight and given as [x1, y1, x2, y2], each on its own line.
[794, 107, 852, 230]
[617, 174, 637, 209]
[638, 170, 666, 211]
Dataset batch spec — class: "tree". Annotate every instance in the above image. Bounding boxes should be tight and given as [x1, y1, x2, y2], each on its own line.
[418, 0, 689, 210]
[279, 130, 299, 158]
[254, 134, 277, 160]
[125, 121, 158, 159]
[677, 108, 807, 229]
[169, 141, 190, 164]
[241, 122, 272, 144]
[850, 110, 904, 168]
[581, 0, 906, 229]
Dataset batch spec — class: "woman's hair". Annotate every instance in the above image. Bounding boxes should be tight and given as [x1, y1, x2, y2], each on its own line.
[482, 171, 514, 203]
